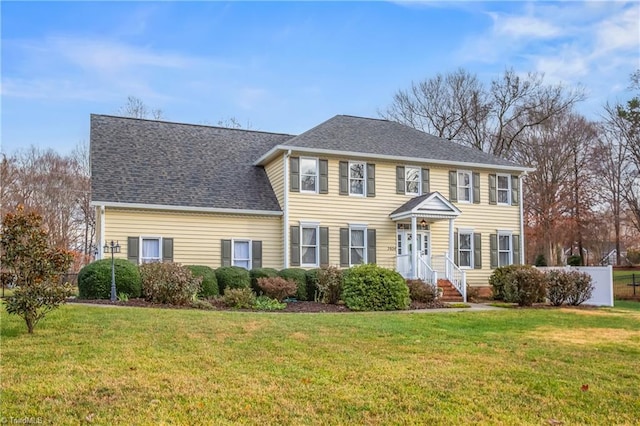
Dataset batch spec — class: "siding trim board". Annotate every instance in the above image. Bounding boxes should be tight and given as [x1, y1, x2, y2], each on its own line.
[93, 201, 282, 216]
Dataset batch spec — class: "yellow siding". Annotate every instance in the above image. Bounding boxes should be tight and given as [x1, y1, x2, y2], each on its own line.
[287, 156, 521, 287]
[104, 208, 283, 269]
[264, 154, 285, 209]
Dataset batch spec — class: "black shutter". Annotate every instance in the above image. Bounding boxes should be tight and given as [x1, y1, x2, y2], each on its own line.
[511, 175, 520, 206]
[162, 238, 173, 262]
[454, 232, 459, 265]
[474, 233, 482, 269]
[473, 172, 480, 204]
[127, 237, 139, 264]
[367, 229, 376, 264]
[421, 168, 430, 194]
[489, 174, 497, 205]
[290, 157, 300, 192]
[396, 166, 405, 194]
[339, 161, 348, 195]
[320, 227, 329, 266]
[340, 228, 349, 267]
[449, 171, 458, 202]
[366, 163, 376, 197]
[513, 235, 521, 265]
[490, 234, 498, 269]
[319, 159, 328, 194]
[290, 226, 300, 267]
[252, 241, 262, 269]
[221, 239, 232, 267]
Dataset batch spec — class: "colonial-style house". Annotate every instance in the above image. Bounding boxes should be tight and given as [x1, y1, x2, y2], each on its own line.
[91, 114, 533, 300]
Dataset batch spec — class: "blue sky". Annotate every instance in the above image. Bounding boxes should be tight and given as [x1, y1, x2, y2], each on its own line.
[1, 1, 639, 155]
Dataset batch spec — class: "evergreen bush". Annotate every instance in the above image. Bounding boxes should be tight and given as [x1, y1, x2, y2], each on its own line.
[78, 259, 141, 299]
[342, 264, 410, 311]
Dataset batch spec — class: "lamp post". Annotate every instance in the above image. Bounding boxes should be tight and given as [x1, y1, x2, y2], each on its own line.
[103, 240, 121, 302]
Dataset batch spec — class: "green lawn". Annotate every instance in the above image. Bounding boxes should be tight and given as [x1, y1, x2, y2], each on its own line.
[613, 269, 640, 299]
[2, 303, 640, 425]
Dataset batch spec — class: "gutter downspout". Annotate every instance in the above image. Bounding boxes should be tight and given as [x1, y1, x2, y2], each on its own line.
[283, 150, 291, 269]
[519, 172, 527, 264]
[99, 205, 106, 260]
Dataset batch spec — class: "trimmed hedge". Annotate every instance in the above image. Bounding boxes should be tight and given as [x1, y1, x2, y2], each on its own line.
[316, 266, 343, 304]
[305, 268, 321, 301]
[140, 262, 202, 305]
[250, 268, 279, 294]
[78, 259, 141, 299]
[488, 265, 522, 301]
[342, 264, 410, 311]
[501, 265, 546, 306]
[215, 266, 251, 294]
[185, 265, 218, 297]
[278, 268, 308, 300]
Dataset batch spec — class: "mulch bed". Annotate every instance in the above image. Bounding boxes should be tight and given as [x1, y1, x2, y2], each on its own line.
[68, 298, 449, 312]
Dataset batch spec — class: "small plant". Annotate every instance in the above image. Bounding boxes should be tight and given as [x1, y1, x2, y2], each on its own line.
[186, 265, 218, 297]
[342, 264, 410, 311]
[257, 276, 298, 301]
[250, 268, 279, 294]
[117, 292, 129, 302]
[278, 268, 308, 300]
[215, 266, 251, 293]
[466, 285, 481, 303]
[222, 288, 256, 309]
[253, 295, 286, 311]
[566, 271, 594, 306]
[406, 279, 437, 303]
[139, 262, 202, 305]
[502, 266, 546, 307]
[567, 255, 582, 266]
[316, 266, 343, 304]
[190, 299, 214, 310]
[534, 254, 548, 267]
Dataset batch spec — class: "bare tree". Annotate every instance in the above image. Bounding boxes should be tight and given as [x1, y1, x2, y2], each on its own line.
[118, 96, 164, 120]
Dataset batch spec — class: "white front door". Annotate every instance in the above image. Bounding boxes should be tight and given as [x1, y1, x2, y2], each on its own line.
[397, 229, 430, 277]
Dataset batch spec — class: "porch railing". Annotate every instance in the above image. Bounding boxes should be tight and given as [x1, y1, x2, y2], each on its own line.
[432, 253, 467, 302]
[417, 256, 437, 285]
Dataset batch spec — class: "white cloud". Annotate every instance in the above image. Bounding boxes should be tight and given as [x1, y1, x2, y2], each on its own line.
[488, 12, 562, 39]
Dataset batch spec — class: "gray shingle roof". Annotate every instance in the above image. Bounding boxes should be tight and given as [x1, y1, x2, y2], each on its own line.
[91, 115, 293, 212]
[389, 192, 435, 216]
[277, 115, 524, 169]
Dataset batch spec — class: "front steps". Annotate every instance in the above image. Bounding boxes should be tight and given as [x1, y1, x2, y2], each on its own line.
[437, 279, 463, 302]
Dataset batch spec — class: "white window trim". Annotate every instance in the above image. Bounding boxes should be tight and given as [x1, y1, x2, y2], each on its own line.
[458, 229, 474, 270]
[496, 173, 511, 205]
[405, 166, 421, 196]
[140, 236, 162, 264]
[299, 222, 320, 267]
[457, 170, 472, 203]
[349, 161, 366, 197]
[300, 157, 319, 194]
[231, 238, 252, 270]
[349, 225, 368, 266]
[497, 230, 513, 267]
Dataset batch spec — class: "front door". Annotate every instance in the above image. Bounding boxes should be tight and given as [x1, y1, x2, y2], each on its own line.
[397, 229, 430, 277]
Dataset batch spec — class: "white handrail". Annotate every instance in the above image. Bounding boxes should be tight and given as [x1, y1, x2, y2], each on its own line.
[417, 256, 437, 285]
[443, 253, 467, 302]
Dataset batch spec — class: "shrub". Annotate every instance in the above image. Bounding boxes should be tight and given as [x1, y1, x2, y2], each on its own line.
[534, 254, 548, 267]
[253, 295, 286, 311]
[545, 269, 574, 306]
[488, 265, 521, 301]
[567, 255, 582, 266]
[627, 248, 640, 265]
[140, 262, 202, 305]
[250, 268, 279, 294]
[257, 277, 298, 301]
[406, 279, 436, 303]
[185, 265, 218, 297]
[501, 266, 546, 306]
[278, 268, 308, 300]
[316, 266, 343, 304]
[305, 268, 321, 301]
[342, 264, 410, 311]
[190, 299, 214, 310]
[566, 271, 594, 306]
[78, 259, 142, 299]
[222, 288, 256, 309]
[215, 266, 251, 293]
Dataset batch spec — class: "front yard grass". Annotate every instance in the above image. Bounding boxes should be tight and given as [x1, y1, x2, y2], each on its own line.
[1, 303, 639, 424]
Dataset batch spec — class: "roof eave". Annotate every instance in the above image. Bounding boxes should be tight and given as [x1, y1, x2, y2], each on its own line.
[91, 201, 283, 216]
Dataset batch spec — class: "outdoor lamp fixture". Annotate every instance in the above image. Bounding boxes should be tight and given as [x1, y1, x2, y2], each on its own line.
[420, 219, 427, 229]
[103, 240, 121, 302]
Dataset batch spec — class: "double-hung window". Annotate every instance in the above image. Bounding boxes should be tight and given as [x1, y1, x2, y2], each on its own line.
[497, 174, 511, 204]
[458, 171, 472, 202]
[300, 225, 319, 267]
[233, 240, 251, 269]
[300, 158, 318, 193]
[349, 162, 366, 196]
[350, 226, 367, 265]
[498, 232, 512, 267]
[405, 166, 420, 195]
[141, 237, 161, 263]
[458, 232, 473, 268]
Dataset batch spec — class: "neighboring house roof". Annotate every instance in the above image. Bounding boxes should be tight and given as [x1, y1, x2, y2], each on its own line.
[90, 114, 294, 212]
[256, 115, 532, 171]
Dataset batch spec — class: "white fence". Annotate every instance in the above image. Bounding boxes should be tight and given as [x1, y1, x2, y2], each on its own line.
[537, 266, 614, 307]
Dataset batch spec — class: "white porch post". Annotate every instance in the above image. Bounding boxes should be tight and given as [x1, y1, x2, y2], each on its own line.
[448, 218, 455, 260]
[411, 215, 418, 279]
